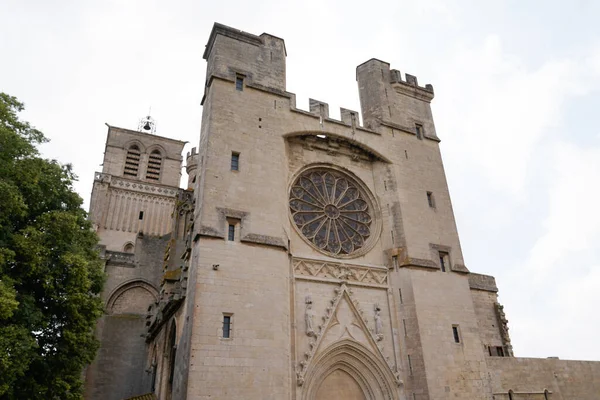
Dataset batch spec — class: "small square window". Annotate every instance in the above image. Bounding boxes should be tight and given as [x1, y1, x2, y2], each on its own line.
[452, 325, 460, 343]
[222, 314, 232, 338]
[235, 76, 244, 91]
[439, 251, 449, 272]
[231, 152, 240, 171]
[415, 124, 424, 140]
[228, 224, 235, 241]
[427, 191, 435, 208]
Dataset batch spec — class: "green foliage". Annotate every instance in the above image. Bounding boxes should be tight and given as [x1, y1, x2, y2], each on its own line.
[0, 93, 105, 399]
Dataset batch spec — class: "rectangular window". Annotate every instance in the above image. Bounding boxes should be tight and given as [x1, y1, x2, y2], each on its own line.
[235, 76, 244, 91]
[415, 123, 423, 140]
[439, 251, 449, 272]
[139, 211, 144, 220]
[452, 325, 460, 343]
[496, 346, 505, 357]
[231, 152, 240, 171]
[427, 191, 435, 208]
[488, 346, 493, 356]
[228, 224, 235, 241]
[222, 315, 232, 338]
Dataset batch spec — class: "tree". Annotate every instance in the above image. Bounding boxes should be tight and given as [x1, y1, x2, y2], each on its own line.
[0, 93, 104, 399]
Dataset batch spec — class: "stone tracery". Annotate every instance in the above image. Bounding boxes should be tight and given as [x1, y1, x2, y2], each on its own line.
[290, 169, 373, 256]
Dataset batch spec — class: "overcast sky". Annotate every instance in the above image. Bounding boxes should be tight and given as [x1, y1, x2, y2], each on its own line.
[3, 0, 600, 361]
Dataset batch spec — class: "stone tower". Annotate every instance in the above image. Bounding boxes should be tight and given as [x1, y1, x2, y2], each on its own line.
[85, 23, 600, 400]
[85, 124, 186, 400]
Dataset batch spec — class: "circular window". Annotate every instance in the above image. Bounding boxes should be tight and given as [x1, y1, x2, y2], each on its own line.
[290, 168, 375, 257]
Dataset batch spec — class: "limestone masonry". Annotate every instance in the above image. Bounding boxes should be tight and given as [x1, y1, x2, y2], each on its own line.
[83, 23, 600, 400]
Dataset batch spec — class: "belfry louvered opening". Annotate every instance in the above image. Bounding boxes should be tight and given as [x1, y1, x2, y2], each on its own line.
[146, 150, 162, 181]
[124, 145, 141, 177]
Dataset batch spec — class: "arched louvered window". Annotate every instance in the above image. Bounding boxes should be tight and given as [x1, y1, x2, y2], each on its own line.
[124, 145, 141, 177]
[146, 149, 162, 181]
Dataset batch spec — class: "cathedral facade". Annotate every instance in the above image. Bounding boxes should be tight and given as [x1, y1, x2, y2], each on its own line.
[84, 23, 600, 400]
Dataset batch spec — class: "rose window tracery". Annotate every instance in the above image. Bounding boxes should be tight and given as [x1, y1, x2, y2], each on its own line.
[290, 169, 373, 256]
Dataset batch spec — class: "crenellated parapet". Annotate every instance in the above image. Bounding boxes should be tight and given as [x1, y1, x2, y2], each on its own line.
[357, 58, 439, 139]
[185, 147, 199, 189]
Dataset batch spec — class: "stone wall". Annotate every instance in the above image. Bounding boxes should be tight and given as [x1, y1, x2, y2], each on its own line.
[487, 357, 600, 399]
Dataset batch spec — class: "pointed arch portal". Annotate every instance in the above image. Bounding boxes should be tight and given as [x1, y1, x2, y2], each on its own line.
[302, 339, 400, 400]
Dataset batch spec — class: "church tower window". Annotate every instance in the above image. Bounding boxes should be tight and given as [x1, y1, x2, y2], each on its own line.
[124, 145, 141, 177]
[146, 150, 162, 181]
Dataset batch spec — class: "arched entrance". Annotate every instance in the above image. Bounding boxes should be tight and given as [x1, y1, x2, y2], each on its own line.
[316, 369, 366, 400]
[302, 339, 400, 400]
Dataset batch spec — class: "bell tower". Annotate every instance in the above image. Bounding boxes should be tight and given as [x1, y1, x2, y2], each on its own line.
[88, 120, 186, 252]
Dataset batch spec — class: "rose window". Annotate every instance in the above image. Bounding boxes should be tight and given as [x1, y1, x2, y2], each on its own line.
[290, 169, 373, 256]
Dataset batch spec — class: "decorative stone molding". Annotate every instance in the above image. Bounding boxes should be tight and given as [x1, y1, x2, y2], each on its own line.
[495, 303, 514, 357]
[94, 172, 179, 197]
[104, 250, 136, 267]
[296, 283, 401, 391]
[293, 257, 388, 288]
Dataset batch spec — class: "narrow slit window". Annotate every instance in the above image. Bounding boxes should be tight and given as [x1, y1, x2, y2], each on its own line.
[399, 288, 403, 304]
[408, 355, 413, 375]
[496, 346, 505, 357]
[124, 145, 141, 177]
[235, 76, 244, 91]
[231, 152, 240, 171]
[439, 251, 449, 272]
[452, 325, 460, 343]
[228, 224, 235, 241]
[427, 191, 435, 208]
[146, 150, 162, 181]
[222, 315, 232, 338]
[415, 123, 424, 140]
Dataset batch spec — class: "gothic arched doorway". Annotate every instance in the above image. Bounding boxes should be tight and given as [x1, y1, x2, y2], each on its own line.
[302, 339, 400, 400]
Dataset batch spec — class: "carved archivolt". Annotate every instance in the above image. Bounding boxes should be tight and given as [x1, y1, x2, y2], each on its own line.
[293, 257, 388, 288]
[106, 280, 159, 315]
[301, 339, 401, 400]
[296, 284, 401, 394]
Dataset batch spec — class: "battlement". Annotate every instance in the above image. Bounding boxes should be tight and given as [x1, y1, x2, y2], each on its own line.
[203, 23, 286, 93]
[290, 96, 366, 132]
[186, 146, 198, 161]
[185, 147, 199, 189]
[357, 58, 438, 137]
[389, 68, 434, 96]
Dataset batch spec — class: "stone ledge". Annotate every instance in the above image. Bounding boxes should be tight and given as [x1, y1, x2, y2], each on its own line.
[241, 233, 287, 250]
[468, 273, 498, 292]
[399, 257, 438, 270]
[451, 263, 470, 273]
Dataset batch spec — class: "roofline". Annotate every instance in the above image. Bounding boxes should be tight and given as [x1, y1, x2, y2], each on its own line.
[104, 123, 188, 145]
[203, 22, 287, 60]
